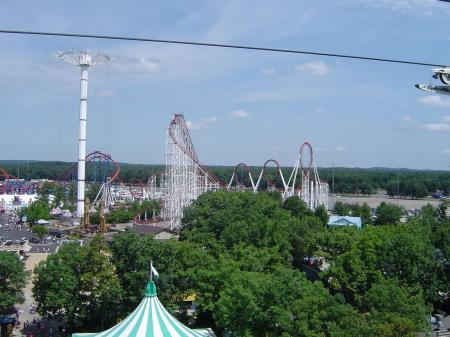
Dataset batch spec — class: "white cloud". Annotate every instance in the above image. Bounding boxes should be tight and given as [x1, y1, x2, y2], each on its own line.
[230, 109, 251, 118]
[418, 95, 450, 108]
[296, 61, 330, 76]
[442, 149, 450, 155]
[186, 116, 218, 130]
[421, 123, 450, 131]
[443, 116, 450, 122]
[261, 68, 275, 76]
[336, 146, 348, 152]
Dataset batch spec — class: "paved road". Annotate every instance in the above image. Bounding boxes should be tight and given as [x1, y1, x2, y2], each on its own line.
[16, 253, 47, 325]
[0, 224, 32, 243]
[330, 193, 441, 210]
[1, 222, 61, 252]
[29, 243, 59, 253]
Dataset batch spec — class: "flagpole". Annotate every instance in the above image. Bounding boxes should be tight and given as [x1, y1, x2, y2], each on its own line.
[150, 260, 153, 281]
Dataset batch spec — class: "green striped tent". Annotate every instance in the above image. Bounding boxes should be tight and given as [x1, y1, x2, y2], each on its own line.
[73, 281, 215, 337]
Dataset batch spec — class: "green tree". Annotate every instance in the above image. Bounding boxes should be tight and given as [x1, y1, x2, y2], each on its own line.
[106, 207, 134, 224]
[363, 281, 430, 336]
[32, 225, 49, 241]
[375, 202, 402, 225]
[201, 263, 365, 337]
[110, 232, 214, 316]
[282, 196, 313, 218]
[25, 201, 49, 223]
[358, 202, 372, 225]
[316, 226, 359, 263]
[0, 252, 27, 313]
[386, 181, 398, 198]
[435, 202, 447, 222]
[325, 224, 443, 309]
[289, 216, 324, 267]
[33, 236, 122, 329]
[182, 191, 293, 260]
[130, 200, 160, 218]
[314, 205, 329, 225]
[334, 201, 350, 216]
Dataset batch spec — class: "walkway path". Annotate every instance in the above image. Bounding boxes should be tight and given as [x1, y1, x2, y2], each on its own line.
[16, 253, 47, 332]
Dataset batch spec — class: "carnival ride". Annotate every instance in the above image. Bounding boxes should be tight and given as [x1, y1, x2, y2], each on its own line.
[162, 114, 223, 229]
[133, 115, 330, 229]
[416, 67, 450, 96]
[57, 151, 121, 210]
[0, 168, 38, 194]
[226, 141, 329, 210]
[57, 50, 112, 219]
[4, 114, 328, 231]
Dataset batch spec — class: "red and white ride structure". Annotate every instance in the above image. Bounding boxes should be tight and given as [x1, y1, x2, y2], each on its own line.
[58, 150, 121, 211]
[142, 115, 328, 229]
[227, 141, 329, 210]
[162, 114, 222, 229]
[285, 141, 329, 210]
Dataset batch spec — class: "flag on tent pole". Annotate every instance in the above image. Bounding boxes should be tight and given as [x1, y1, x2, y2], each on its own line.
[151, 262, 159, 280]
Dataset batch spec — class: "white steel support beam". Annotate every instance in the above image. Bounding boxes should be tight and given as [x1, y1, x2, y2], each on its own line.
[77, 64, 88, 218]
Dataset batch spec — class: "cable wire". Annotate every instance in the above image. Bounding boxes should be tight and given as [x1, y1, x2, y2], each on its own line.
[0, 29, 447, 68]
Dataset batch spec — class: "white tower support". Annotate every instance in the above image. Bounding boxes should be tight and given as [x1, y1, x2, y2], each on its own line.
[57, 51, 111, 219]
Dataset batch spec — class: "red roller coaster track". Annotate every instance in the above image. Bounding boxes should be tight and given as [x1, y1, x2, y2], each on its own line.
[299, 141, 313, 173]
[57, 150, 120, 182]
[0, 168, 38, 194]
[262, 159, 284, 189]
[230, 162, 253, 189]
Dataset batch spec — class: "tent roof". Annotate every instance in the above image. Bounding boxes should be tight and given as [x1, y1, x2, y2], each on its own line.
[72, 281, 215, 337]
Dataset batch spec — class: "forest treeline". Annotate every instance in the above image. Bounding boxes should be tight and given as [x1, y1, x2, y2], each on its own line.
[1, 160, 450, 198]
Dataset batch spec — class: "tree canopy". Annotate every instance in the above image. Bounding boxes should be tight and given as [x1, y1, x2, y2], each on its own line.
[32, 224, 49, 239]
[33, 236, 122, 329]
[30, 191, 448, 336]
[22, 201, 49, 223]
[375, 202, 402, 225]
[0, 252, 27, 314]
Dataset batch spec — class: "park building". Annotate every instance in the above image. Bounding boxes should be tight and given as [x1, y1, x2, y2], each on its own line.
[0, 194, 36, 211]
[327, 215, 363, 229]
[72, 279, 215, 337]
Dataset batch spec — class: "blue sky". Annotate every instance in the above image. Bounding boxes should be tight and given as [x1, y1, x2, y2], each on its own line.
[1, 0, 450, 169]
